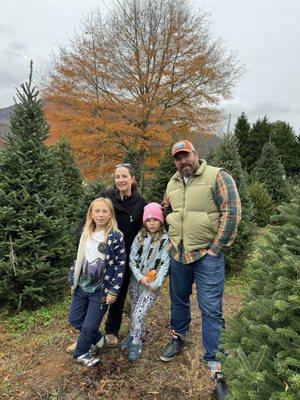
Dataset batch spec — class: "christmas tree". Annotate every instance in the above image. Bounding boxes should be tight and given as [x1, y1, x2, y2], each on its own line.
[247, 116, 272, 172]
[221, 188, 300, 399]
[247, 181, 274, 227]
[270, 121, 300, 177]
[252, 141, 288, 203]
[234, 112, 251, 170]
[144, 147, 177, 203]
[52, 137, 84, 237]
[0, 65, 72, 310]
[209, 134, 256, 273]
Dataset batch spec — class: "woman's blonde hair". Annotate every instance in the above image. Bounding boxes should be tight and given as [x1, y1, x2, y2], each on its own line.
[82, 197, 120, 242]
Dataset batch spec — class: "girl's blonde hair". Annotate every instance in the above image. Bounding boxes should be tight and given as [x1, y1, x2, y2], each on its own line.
[82, 197, 120, 242]
[137, 223, 164, 245]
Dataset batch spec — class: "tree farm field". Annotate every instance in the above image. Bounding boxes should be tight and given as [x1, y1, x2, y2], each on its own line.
[0, 275, 247, 400]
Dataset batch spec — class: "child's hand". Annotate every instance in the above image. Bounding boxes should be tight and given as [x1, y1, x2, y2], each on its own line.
[139, 277, 150, 286]
[148, 285, 157, 293]
[106, 293, 117, 305]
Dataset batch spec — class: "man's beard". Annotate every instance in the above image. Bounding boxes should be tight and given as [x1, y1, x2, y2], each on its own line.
[180, 165, 193, 177]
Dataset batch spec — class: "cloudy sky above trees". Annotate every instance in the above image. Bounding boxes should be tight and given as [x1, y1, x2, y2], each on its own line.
[1, 0, 299, 133]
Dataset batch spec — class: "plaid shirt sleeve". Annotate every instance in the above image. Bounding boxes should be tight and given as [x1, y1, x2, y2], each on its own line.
[209, 170, 241, 255]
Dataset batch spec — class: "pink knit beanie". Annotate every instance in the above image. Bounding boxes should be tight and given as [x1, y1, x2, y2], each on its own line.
[143, 202, 164, 225]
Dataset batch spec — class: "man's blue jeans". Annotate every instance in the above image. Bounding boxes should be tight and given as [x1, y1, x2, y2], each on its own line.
[169, 253, 225, 362]
[68, 286, 108, 358]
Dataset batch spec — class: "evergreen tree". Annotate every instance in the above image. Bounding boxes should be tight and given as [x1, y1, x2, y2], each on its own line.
[252, 141, 288, 203]
[76, 179, 106, 223]
[221, 188, 300, 400]
[247, 181, 274, 227]
[144, 147, 177, 203]
[270, 120, 300, 177]
[210, 134, 256, 273]
[52, 138, 84, 235]
[234, 112, 251, 170]
[247, 116, 272, 172]
[0, 68, 72, 310]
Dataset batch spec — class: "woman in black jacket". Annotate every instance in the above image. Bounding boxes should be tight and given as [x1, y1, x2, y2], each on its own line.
[100, 164, 147, 346]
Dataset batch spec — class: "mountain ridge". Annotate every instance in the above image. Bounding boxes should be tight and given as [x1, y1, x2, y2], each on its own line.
[0, 105, 14, 146]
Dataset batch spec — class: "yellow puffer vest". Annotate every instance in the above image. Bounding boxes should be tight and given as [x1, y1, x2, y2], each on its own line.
[165, 160, 221, 253]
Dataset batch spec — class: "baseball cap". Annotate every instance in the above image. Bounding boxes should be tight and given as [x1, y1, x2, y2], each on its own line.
[171, 140, 195, 157]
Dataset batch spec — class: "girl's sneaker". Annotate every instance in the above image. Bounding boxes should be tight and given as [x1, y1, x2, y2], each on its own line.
[76, 351, 100, 367]
[128, 343, 142, 362]
[121, 335, 133, 351]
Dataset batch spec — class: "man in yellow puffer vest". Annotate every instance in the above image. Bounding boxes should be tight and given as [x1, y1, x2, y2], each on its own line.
[160, 140, 241, 378]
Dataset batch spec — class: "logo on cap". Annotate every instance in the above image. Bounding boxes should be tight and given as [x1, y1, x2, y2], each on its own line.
[174, 142, 185, 150]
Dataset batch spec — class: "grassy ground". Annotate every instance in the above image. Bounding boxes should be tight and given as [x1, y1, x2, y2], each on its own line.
[0, 274, 248, 400]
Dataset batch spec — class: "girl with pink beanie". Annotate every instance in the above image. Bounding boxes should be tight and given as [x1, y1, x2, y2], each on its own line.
[122, 202, 170, 362]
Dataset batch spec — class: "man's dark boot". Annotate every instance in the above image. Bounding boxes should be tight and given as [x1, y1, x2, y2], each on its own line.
[213, 371, 229, 400]
[160, 334, 185, 362]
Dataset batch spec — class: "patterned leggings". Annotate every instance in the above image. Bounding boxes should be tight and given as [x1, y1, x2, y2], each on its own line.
[129, 278, 158, 344]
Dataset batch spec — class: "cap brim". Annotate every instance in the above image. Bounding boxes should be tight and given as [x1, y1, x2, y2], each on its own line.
[172, 149, 192, 157]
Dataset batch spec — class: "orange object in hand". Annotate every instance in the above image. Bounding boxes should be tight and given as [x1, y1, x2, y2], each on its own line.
[146, 269, 157, 282]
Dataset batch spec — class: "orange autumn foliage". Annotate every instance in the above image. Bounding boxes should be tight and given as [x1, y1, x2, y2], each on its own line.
[43, 0, 241, 181]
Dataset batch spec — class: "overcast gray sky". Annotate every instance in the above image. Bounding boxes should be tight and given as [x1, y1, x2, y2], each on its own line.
[1, 0, 299, 133]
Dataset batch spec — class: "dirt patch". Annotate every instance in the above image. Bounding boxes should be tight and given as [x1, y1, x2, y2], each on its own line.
[0, 280, 245, 400]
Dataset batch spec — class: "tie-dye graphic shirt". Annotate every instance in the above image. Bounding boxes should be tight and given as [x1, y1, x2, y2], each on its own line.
[78, 231, 106, 293]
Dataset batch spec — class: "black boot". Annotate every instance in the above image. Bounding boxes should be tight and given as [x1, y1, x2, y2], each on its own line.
[160, 334, 185, 362]
[213, 372, 229, 400]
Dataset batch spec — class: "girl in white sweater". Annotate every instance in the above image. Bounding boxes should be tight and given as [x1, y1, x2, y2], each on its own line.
[68, 198, 125, 367]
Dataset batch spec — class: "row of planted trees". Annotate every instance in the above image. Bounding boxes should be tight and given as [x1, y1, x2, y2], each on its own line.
[0, 72, 299, 399]
[233, 112, 299, 228]
[1, 71, 298, 308]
